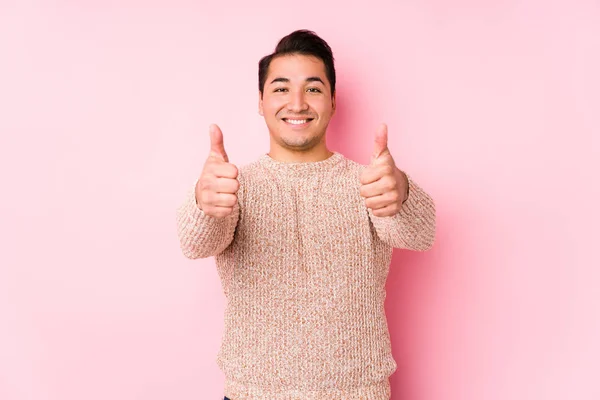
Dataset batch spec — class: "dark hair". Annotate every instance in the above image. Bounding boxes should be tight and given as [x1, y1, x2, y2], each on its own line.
[258, 29, 336, 97]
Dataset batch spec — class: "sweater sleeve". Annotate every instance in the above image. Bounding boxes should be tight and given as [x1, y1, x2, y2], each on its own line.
[368, 175, 436, 251]
[176, 185, 240, 259]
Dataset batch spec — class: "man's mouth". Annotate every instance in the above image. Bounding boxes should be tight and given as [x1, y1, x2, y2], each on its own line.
[282, 118, 314, 126]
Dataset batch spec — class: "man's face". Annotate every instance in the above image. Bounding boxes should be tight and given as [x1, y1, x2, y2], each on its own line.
[259, 54, 336, 153]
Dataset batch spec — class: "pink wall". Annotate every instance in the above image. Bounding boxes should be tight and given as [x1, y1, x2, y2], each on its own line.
[1, 1, 599, 399]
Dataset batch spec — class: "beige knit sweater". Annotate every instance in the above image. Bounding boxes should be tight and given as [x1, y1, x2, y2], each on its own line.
[176, 152, 435, 400]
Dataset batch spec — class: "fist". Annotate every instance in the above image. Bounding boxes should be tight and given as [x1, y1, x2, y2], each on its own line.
[195, 124, 240, 218]
[359, 123, 409, 217]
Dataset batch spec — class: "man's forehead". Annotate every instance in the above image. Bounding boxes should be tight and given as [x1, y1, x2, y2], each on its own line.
[267, 54, 327, 80]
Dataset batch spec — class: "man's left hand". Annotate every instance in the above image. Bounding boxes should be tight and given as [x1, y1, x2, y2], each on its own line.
[359, 123, 409, 217]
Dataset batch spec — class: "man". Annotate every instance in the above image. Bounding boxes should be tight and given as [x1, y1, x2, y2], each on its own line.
[177, 29, 435, 400]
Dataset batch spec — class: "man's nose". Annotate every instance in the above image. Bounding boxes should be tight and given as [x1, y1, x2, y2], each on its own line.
[287, 90, 309, 112]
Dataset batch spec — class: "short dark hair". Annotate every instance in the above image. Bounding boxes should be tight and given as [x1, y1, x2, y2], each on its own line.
[258, 29, 336, 97]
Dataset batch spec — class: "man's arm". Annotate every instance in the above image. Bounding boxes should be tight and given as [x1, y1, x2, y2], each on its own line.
[367, 174, 436, 250]
[359, 124, 436, 250]
[176, 187, 239, 259]
[176, 123, 241, 259]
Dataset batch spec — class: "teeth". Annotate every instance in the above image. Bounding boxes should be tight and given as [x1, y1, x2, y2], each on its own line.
[286, 119, 308, 125]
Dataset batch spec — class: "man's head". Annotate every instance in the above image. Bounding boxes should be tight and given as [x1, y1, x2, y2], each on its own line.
[259, 30, 336, 97]
[258, 30, 337, 159]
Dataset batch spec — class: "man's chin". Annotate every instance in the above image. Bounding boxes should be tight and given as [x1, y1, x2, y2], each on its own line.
[280, 137, 319, 151]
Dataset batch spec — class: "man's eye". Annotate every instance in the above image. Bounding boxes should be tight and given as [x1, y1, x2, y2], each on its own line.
[274, 88, 287, 92]
[307, 88, 322, 93]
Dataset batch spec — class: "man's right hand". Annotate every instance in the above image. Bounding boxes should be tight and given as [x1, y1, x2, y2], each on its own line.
[195, 124, 239, 218]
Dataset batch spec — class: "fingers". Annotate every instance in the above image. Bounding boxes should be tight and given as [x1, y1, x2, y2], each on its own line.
[214, 177, 240, 193]
[206, 161, 239, 179]
[196, 124, 238, 218]
[372, 123, 389, 161]
[198, 176, 240, 194]
[360, 162, 401, 216]
[209, 124, 229, 162]
[198, 192, 238, 208]
[361, 123, 403, 217]
[359, 175, 397, 198]
[363, 191, 401, 210]
[359, 164, 395, 185]
[370, 203, 401, 218]
[195, 174, 239, 217]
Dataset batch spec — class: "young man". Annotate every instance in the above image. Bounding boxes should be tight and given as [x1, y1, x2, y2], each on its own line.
[177, 30, 436, 400]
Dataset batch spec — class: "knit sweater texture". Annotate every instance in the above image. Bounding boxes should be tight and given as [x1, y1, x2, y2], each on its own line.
[176, 151, 436, 400]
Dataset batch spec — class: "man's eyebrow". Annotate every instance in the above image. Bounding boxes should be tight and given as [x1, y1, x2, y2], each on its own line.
[270, 77, 290, 85]
[305, 77, 325, 85]
[269, 77, 326, 85]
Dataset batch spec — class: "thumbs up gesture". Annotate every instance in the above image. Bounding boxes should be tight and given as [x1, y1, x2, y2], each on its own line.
[359, 124, 409, 217]
[195, 124, 240, 218]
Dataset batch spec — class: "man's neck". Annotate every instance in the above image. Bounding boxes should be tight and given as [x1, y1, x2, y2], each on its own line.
[267, 146, 333, 163]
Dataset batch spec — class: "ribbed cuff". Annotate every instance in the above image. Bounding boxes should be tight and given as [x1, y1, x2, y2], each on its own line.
[224, 378, 391, 400]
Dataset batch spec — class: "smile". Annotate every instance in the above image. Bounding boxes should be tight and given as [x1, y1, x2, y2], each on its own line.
[283, 118, 314, 126]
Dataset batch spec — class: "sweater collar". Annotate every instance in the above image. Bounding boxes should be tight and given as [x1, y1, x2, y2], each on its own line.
[258, 151, 343, 172]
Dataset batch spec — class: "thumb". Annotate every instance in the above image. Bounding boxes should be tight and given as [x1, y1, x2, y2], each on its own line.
[209, 124, 229, 162]
[371, 123, 389, 162]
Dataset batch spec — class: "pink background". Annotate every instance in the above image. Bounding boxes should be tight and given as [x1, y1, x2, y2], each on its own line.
[1, 1, 599, 399]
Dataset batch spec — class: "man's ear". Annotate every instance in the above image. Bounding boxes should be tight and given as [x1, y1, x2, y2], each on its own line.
[331, 91, 336, 115]
[258, 90, 264, 116]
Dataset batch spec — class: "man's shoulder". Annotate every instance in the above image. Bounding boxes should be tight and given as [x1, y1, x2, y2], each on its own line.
[334, 153, 368, 176]
[236, 157, 266, 180]
[339, 154, 366, 169]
